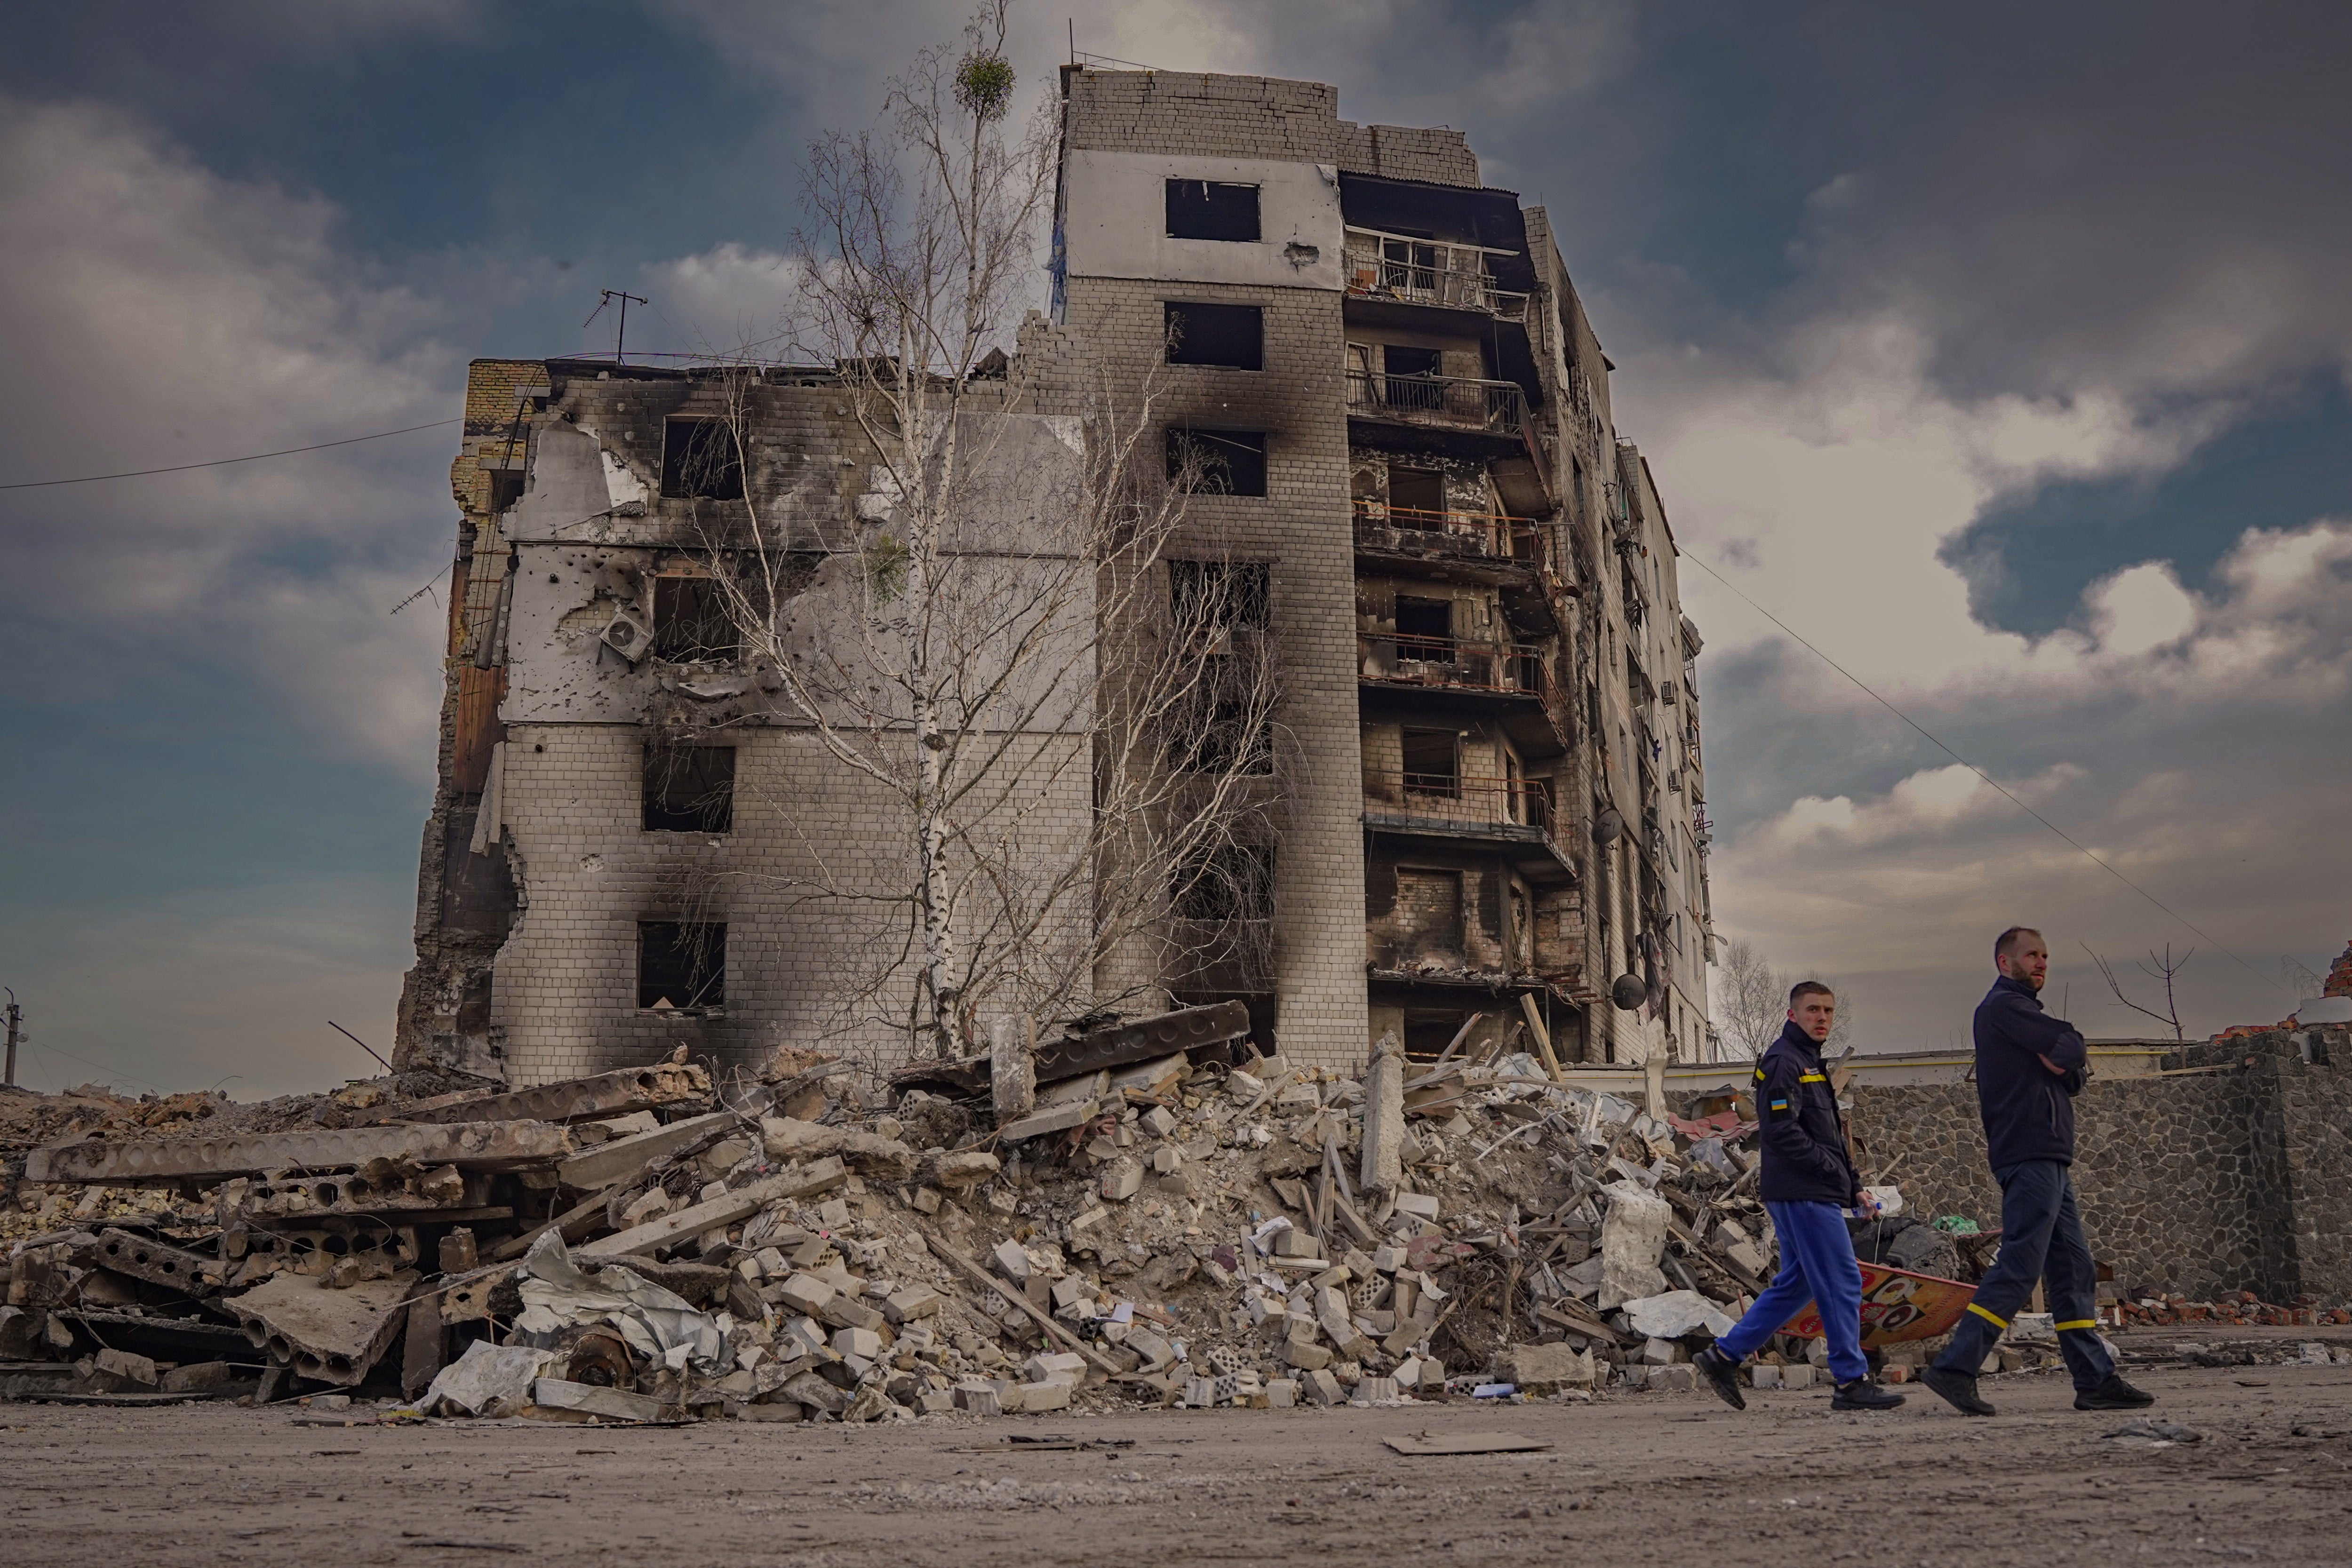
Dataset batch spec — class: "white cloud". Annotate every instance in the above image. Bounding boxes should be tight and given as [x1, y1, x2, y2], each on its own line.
[0, 96, 460, 770]
[2085, 561, 2196, 657]
[641, 243, 802, 356]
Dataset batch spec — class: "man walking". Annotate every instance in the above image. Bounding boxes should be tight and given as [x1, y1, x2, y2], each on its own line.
[1695, 982, 1903, 1412]
[1922, 928, 2153, 1416]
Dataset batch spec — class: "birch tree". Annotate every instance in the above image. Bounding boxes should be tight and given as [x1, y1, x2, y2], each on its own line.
[680, 6, 1289, 1062]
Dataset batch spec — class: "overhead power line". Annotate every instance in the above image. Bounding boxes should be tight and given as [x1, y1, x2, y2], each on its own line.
[0, 418, 459, 491]
[1679, 549, 2287, 996]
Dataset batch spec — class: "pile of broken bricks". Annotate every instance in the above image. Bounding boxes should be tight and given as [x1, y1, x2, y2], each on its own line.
[2, 1001, 2002, 1423]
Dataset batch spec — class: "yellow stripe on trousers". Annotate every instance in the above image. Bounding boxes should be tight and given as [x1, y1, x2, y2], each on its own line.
[1968, 1303, 2009, 1329]
[2053, 1319, 2099, 1331]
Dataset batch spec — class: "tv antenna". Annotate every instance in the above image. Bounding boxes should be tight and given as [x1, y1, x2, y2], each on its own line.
[584, 289, 649, 363]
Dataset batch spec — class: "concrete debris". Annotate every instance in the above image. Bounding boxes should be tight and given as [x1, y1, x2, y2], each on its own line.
[20, 1000, 2207, 1424]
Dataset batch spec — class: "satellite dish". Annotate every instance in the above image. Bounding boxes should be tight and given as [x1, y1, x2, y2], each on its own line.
[1611, 973, 1646, 1011]
[1593, 808, 1624, 846]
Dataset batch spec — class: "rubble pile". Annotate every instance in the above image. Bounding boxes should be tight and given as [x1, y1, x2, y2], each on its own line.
[0, 1004, 2194, 1421]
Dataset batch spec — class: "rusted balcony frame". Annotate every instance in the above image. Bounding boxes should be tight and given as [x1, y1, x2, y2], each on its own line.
[1357, 630, 1547, 697]
[1365, 768, 1555, 831]
[1343, 228, 1530, 321]
[1350, 500, 1544, 563]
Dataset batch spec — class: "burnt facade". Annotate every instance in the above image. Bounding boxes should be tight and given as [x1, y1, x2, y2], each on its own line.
[396, 66, 1718, 1084]
[1049, 67, 1718, 1066]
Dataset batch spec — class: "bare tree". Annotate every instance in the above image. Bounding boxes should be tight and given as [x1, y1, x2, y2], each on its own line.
[1713, 939, 1783, 1059]
[676, 7, 1288, 1063]
[1713, 940, 1860, 1057]
[2084, 941, 2193, 1041]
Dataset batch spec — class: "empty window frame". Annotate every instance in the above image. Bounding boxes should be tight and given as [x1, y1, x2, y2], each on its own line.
[642, 745, 736, 833]
[1164, 302, 1264, 370]
[651, 574, 739, 662]
[1382, 344, 1443, 379]
[660, 418, 744, 500]
[1171, 842, 1275, 924]
[1394, 595, 1453, 658]
[637, 921, 726, 1011]
[1169, 559, 1271, 632]
[1167, 691, 1274, 776]
[1401, 727, 1459, 798]
[1165, 179, 1260, 242]
[1166, 429, 1268, 497]
[1386, 464, 1446, 524]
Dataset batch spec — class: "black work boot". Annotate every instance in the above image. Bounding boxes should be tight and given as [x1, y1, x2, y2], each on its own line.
[1923, 1365, 1997, 1416]
[2074, 1374, 2155, 1411]
[1691, 1344, 1745, 1411]
[1832, 1376, 1906, 1411]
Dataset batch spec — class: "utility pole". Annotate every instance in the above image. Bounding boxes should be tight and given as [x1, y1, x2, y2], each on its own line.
[4, 988, 19, 1089]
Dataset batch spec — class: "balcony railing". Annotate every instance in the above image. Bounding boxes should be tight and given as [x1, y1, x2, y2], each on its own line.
[1364, 769, 1555, 832]
[1358, 631, 1547, 696]
[1351, 501, 1543, 564]
[1346, 369, 1532, 438]
[1344, 229, 1529, 321]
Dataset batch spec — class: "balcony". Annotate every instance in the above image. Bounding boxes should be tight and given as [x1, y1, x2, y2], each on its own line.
[1344, 229, 1529, 321]
[1358, 631, 1547, 698]
[1346, 369, 1552, 511]
[1352, 501, 1543, 567]
[1361, 769, 1575, 883]
[1347, 368, 1530, 437]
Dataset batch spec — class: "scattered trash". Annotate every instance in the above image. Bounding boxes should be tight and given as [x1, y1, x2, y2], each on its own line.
[1384, 1430, 1554, 1454]
[2101, 1419, 2204, 1445]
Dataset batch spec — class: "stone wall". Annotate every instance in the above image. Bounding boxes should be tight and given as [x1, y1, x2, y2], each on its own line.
[1846, 1027, 2352, 1302]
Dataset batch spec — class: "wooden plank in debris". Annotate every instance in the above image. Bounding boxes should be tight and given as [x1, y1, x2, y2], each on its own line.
[575, 1159, 846, 1259]
[1384, 1430, 1556, 1455]
[1518, 993, 1565, 1083]
[922, 1239, 1122, 1379]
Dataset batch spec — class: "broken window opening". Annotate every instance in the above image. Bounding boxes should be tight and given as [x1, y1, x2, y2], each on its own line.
[1164, 302, 1264, 370]
[1171, 842, 1276, 925]
[1165, 179, 1260, 242]
[1403, 1009, 1471, 1063]
[660, 417, 745, 501]
[1167, 429, 1268, 497]
[1401, 727, 1459, 799]
[1387, 465, 1446, 524]
[1169, 558, 1271, 634]
[1168, 689, 1275, 776]
[642, 745, 736, 833]
[1394, 595, 1454, 662]
[651, 574, 740, 662]
[637, 921, 726, 1011]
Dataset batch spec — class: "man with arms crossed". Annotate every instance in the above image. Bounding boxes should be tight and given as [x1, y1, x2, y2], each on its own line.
[1922, 927, 2153, 1416]
[1695, 981, 1903, 1412]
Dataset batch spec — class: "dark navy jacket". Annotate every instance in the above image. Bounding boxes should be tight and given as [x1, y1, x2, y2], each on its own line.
[1751, 1020, 1861, 1206]
[1972, 975, 2089, 1170]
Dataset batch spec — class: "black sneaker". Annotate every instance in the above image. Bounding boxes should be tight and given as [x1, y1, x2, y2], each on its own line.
[1923, 1365, 1996, 1416]
[1692, 1345, 1745, 1411]
[1832, 1377, 1906, 1411]
[2074, 1374, 2154, 1411]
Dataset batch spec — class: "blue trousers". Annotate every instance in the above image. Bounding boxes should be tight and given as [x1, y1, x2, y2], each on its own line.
[1715, 1200, 1867, 1384]
[1931, 1160, 2114, 1391]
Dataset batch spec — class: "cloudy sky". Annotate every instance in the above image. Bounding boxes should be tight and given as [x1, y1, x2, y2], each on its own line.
[1, 1, 2344, 1094]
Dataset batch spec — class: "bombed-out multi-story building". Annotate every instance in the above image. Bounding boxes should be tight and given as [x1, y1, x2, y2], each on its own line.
[394, 65, 1718, 1085]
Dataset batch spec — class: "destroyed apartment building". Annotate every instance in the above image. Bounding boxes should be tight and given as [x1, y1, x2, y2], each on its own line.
[393, 64, 1720, 1090]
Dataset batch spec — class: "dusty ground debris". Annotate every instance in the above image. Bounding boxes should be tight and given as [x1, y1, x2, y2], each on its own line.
[8, 1003, 2349, 1424]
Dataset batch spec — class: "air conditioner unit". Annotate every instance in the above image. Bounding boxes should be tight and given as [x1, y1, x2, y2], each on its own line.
[601, 606, 654, 663]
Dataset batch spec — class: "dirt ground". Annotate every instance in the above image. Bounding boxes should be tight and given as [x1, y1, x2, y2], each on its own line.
[4, 1353, 2348, 1567]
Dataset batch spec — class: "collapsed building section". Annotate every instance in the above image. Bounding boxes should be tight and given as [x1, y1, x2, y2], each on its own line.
[396, 65, 1719, 1088]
